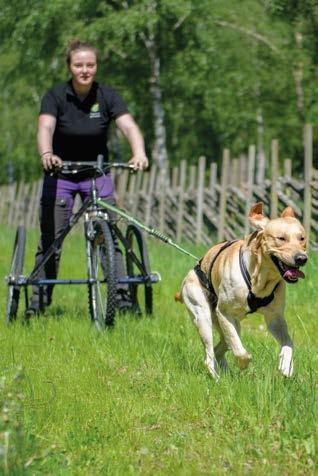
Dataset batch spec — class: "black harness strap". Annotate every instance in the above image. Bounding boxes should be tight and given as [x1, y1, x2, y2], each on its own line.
[194, 240, 238, 307]
[239, 247, 280, 313]
[194, 240, 280, 313]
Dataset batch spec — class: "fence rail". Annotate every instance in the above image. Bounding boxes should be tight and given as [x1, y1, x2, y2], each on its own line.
[1, 126, 317, 248]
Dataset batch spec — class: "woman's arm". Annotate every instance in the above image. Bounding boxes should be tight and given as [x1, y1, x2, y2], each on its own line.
[37, 114, 62, 170]
[115, 113, 149, 170]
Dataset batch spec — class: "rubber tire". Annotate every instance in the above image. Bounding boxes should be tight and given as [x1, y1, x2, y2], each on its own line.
[87, 220, 117, 329]
[6, 225, 26, 323]
[125, 224, 153, 315]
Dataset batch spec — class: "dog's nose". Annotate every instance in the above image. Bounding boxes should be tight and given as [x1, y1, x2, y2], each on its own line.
[294, 253, 307, 266]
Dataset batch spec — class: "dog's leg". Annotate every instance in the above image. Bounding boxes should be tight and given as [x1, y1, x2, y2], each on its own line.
[266, 316, 293, 377]
[214, 337, 229, 373]
[182, 274, 219, 381]
[216, 307, 251, 370]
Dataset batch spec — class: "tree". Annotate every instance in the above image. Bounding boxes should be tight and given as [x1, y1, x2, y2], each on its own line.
[1, 0, 318, 184]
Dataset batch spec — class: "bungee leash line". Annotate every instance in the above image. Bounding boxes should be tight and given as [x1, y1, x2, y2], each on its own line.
[96, 198, 200, 261]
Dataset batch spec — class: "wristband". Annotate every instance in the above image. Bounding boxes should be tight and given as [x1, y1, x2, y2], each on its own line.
[41, 151, 53, 157]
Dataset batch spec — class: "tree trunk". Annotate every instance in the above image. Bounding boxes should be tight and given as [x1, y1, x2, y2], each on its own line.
[256, 107, 265, 184]
[140, 0, 169, 178]
[150, 51, 168, 171]
[293, 30, 305, 122]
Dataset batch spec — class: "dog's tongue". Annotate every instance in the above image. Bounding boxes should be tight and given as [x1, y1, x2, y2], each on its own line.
[283, 268, 305, 280]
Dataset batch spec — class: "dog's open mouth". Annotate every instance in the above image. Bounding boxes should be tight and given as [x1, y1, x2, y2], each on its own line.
[271, 256, 305, 283]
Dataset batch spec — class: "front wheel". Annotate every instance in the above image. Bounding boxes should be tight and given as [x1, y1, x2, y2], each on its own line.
[125, 224, 153, 315]
[6, 226, 26, 323]
[86, 220, 117, 329]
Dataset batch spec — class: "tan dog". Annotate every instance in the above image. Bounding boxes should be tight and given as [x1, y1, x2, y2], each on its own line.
[175, 203, 307, 380]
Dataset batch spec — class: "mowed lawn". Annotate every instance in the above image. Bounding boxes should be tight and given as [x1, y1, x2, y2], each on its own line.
[0, 225, 317, 475]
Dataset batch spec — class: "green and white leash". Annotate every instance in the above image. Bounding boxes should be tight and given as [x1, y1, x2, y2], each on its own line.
[96, 198, 199, 261]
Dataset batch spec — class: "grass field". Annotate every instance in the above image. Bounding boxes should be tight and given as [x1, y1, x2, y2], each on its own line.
[0, 225, 317, 475]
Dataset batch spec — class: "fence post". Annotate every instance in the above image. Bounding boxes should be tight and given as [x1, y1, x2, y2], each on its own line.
[196, 156, 206, 244]
[209, 162, 217, 193]
[232, 159, 240, 188]
[218, 149, 230, 242]
[159, 168, 166, 232]
[145, 166, 157, 227]
[256, 149, 266, 185]
[172, 166, 178, 190]
[116, 169, 129, 208]
[304, 124, 313, 239]
[32, 180, 42, 227]
[0, 185, 9, 224]
[270, 139, 279, 218]
[189, 165, 196, 190]
[284, 159, 292, 178]
[239, 154, 247, 190]
[7, 183, 17, 226]
[132, 172, 142, 216]
[176, 160, 186, 242]
[245, 145, 256, 234]
[283, 158, 292, 198]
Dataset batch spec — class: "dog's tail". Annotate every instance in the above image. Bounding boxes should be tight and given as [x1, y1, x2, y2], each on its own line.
[174, 292, 183, 303]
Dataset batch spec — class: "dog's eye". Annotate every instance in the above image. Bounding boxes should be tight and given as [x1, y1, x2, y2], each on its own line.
[300, 237, 305, 241]
[278, 236, 286, 241]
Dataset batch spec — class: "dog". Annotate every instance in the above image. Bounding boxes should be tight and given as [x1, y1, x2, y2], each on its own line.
[175, 202, 307, 380]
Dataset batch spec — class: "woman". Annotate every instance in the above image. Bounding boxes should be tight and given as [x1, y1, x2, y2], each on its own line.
[26, 39, 148, 317]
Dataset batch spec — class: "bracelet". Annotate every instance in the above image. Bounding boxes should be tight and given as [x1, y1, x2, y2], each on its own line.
[40, 151, 53, 157]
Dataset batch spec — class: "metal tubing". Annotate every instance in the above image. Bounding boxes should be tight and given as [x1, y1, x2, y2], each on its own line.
[7, 274, 160, 286]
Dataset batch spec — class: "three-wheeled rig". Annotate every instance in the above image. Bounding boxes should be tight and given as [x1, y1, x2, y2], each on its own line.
[5, 158, 160, 330]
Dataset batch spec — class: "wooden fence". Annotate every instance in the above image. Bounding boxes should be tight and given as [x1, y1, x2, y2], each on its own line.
[1, 125, 317, 248]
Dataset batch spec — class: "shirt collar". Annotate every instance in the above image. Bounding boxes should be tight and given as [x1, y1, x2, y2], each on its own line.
[66, 79, 98, 99]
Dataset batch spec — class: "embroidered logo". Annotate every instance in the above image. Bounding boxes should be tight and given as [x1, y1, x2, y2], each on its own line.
[90, 103, 101, 118]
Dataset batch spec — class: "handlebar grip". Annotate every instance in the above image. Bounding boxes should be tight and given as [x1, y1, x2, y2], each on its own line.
[97, 155, 104, 169]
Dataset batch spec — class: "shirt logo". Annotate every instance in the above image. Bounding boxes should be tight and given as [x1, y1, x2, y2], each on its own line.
[90, 103, 101, 118]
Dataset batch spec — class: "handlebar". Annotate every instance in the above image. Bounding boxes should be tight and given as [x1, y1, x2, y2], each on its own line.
[62, 161, 134, 172]
[51, 158, 135, 176]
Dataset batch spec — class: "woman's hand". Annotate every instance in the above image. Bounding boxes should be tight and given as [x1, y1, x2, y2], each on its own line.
[129, 155, 149, 171]
[41, 153, 63, 171]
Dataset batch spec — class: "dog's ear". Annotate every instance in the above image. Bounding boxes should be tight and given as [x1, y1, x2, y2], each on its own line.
[281, 206, 296, 218]
[249, 202, 269, 230]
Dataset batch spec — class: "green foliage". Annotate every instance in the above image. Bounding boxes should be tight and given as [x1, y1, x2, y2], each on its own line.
[0, 226, 318, 473]
[1, 1, 318, 183]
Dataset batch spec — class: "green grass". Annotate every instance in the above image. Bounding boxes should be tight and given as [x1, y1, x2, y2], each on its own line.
[0, 225, 317, 475]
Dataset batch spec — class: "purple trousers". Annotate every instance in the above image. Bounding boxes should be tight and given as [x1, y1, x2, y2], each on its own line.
[31, 173, 126, 307]
[42, 173, 115, 205]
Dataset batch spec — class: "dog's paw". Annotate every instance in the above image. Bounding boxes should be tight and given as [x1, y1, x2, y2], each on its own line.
[236, 352, 252, 370]
[205, 360, 220, 382]
[279, 346, 293, 377]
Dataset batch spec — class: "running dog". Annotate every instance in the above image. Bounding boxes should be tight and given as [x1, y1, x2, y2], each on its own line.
[175, 203, 307, 380]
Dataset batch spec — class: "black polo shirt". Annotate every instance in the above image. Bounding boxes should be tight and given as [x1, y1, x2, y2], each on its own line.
[40, 80, 129, 162]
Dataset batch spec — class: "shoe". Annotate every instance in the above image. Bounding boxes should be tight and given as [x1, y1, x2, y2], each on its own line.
[24, 305, 44, 319]
[116, 290, 133, 314]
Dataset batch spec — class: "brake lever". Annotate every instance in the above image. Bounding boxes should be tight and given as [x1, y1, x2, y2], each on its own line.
[48, 165, 64, 177]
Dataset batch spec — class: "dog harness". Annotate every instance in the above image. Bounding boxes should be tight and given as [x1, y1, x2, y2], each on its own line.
[194, 240, 279, 313]
[194, 240, 238, 308]
[238, 247, 280, 313]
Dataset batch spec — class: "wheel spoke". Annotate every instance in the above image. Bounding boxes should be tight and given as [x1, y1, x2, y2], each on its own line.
[87, 221, 116, 329]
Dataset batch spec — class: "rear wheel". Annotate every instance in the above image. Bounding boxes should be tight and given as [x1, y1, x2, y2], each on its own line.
[87, 220, 117, 329]
[6, 226, 26, 323]
[125, 224, 153, 315]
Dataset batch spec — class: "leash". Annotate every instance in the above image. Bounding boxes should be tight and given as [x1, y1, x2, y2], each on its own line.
[96, 198, 200, 261]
